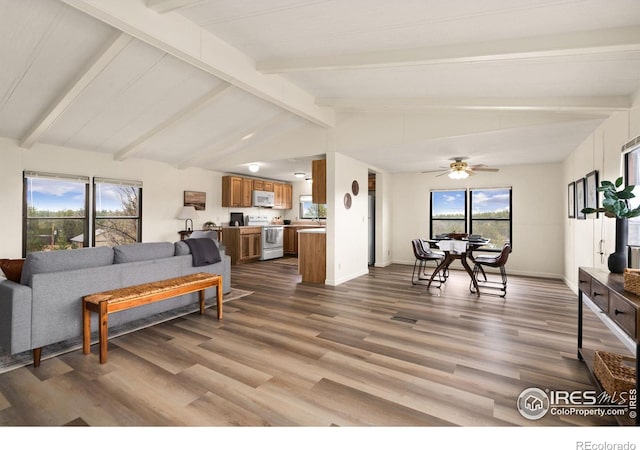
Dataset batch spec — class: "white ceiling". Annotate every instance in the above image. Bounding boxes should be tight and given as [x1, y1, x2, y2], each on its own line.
[1, 0, 640, 181]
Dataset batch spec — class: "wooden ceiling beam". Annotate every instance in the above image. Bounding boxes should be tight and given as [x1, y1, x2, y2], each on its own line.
[315, 96, 631, 114]
[146, 0, 204, 14]
[258, 26, 640, 73]
[20, 32, 132, 149]
[175, 112, 292, 169]
[61, 0, 334, 128]
[114, 83, 232, 161]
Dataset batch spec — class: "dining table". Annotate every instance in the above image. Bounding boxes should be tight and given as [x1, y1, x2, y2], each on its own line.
[426, 237, 490, 295]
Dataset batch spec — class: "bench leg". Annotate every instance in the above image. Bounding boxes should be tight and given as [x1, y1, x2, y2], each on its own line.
[33, 347, 42, 368]
[99, 301, 108, 364]
[82, 300, 91, 355]
[199, 289, 205, 315]
[216, 279, 223, 320]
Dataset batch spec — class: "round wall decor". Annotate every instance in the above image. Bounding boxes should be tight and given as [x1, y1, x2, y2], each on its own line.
[351, 180, 360, 196]
[344, 193, 352, 209]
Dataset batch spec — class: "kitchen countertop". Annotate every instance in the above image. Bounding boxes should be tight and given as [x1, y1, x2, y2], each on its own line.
[297, 228, 326, 233]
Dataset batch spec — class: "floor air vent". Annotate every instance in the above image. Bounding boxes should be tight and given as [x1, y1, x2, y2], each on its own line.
[391, 315, 417, 324]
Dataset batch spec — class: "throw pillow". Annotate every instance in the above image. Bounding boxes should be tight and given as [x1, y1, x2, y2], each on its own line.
[0, 258, 25, 283]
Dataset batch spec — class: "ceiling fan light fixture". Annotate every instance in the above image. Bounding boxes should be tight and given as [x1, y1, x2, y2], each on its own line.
[448, 170, 469, 180]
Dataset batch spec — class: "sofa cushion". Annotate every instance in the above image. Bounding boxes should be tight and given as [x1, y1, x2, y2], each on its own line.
[0, 258, 25, 283]
[20, 246, 114, 286]
[113, 242, 175, 264]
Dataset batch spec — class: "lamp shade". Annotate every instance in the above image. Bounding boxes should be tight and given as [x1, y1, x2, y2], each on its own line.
[177, 206, 199, 220]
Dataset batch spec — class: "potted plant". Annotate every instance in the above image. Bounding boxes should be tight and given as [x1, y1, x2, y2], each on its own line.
[581, 177, 640, 273]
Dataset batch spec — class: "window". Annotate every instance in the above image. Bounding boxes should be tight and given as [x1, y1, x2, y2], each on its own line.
[625, 142, 640, 246]
[299, 195, 327, 219]
[23, 171, 89, 256]
[470, 187, 512, 250]
[93, 178, 142, 246]
[430, 190, 466, 237]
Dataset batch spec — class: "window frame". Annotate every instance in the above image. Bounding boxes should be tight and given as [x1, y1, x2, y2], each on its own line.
[23, 171, 90, 257]
[469, 187, 513, 252]
[429, 189, 467, 239]
[299, 194, 327, 220]
[92, 177, 143, 247]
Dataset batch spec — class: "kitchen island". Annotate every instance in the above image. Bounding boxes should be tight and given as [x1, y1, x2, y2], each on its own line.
[298, 228, 326, 283]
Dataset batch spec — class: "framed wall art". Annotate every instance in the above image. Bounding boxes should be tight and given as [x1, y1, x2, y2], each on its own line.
[568, 182, 575, 219]
[575, 178, 586, 220]
[184, 190, 206, 211]
[585, 170, 599, 218]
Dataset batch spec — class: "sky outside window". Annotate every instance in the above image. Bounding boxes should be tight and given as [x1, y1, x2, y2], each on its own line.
[432, 190, 465, 218]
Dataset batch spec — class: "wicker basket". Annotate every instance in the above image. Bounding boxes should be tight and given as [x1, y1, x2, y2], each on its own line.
[594, 351, 636, 399]
[623, 268, 640, 295]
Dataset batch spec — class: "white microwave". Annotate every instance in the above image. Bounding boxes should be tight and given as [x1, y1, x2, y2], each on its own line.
[252, 190, 275, 207]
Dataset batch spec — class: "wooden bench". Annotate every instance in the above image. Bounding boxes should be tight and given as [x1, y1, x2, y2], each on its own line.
[82, 272, 222, 364]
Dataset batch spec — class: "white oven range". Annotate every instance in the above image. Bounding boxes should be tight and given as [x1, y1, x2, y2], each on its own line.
[246, 215, 284, 261]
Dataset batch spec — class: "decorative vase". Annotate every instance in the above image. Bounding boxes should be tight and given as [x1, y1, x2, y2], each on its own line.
[608, 218, 628, 273]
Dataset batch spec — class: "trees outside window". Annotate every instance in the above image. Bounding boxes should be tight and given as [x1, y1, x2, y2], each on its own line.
[93, 178, 142, 246]
[23, 172, 89, 256]
[470, 188, 512, 250]
[300, 195, 327, 219]
[430, 190, 466, 237]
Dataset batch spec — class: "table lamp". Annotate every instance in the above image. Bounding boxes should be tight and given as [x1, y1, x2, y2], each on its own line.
[177, 206, 198, 231]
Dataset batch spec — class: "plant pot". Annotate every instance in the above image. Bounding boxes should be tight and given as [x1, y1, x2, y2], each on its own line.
[608, 218, 628, 273]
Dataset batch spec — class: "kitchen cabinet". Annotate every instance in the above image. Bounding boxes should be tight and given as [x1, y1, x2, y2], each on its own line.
[298, 228, 326, 283]
[223, 176, 289, 208]
[222, 176, 252, 207]
[273, 182, 293, 210]
[312, 159, 326, 204]
[284, 225, 323, 255]
[222, 226, 262, 264]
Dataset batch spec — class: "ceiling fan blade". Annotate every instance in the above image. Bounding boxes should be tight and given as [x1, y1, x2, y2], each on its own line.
[435, 171, 451, 177]
[465, 169, 475, 176]
[471, 167, 499, 172]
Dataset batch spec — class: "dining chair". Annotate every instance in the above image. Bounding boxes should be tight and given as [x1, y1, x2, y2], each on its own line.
[469, 242, 512, 297]
[411, 239, 445, 286]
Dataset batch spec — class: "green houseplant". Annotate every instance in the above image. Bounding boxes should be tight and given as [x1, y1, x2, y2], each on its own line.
[581, 177, 640, 273]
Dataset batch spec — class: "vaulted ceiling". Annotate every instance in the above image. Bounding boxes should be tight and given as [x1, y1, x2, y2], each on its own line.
[2, 0, 640, 181]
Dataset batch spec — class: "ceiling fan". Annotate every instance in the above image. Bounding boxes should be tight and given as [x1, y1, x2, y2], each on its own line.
[422, 157, 499, 179]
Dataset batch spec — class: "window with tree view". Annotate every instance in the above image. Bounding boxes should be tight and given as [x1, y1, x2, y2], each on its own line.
[430, 190, 467, 237]
[93, 178, 142, 247]
[470, 187, 512, 250]
[24, 171, 89, 256]
[300, 195, 327, 220]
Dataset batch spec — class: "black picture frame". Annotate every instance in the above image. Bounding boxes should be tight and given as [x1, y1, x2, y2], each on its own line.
[568, 182, 575, 218]
[576, 178, 586, 220]
[585, 170, 599, 218]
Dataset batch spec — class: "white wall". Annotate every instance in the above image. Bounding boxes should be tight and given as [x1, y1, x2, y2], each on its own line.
[0, 138, 285, 258]
[563, 105, 640, 292]
[389, 163, 565, 279]
[325, 152, 370, 285]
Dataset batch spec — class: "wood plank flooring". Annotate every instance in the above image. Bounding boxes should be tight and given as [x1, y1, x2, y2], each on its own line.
[0, 259, 631, 426]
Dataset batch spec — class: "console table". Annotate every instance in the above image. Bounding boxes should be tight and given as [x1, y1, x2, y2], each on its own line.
[578, 267, 639, 425]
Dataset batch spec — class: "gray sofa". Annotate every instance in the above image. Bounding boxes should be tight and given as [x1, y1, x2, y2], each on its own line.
[0, 237, 230, 366]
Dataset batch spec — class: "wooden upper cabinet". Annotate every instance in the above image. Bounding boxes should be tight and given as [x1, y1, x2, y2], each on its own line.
[312, 159, 326, 204]
[242, 178, 253, 207]
[273, 182, 284, 208]
[222, 176, 252, 207]
[223, 176, 290, 208]
[282, 183, 292, 209]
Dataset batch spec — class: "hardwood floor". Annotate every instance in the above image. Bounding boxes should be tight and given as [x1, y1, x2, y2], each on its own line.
[0, 259, 630, 426]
